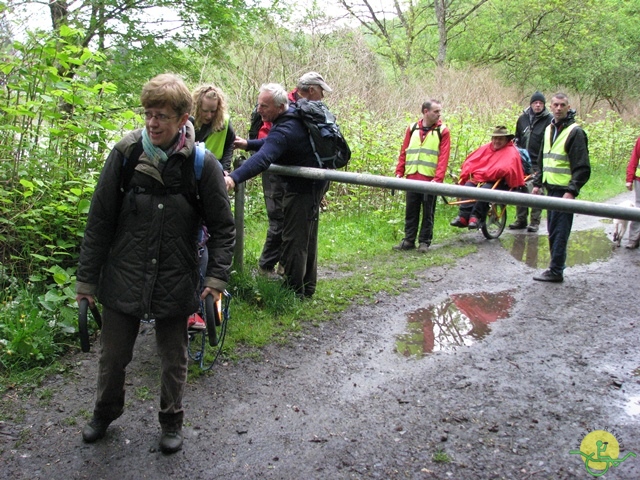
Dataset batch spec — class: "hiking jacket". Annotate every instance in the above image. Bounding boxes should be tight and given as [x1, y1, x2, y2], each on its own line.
[230, 106, 325, 193]
[395, 118, 450, 183]
[533, 110, 590, 197]
[514, 107, 552, 168]
[626, 136, 640, 183]
[76, 122, 235, 320]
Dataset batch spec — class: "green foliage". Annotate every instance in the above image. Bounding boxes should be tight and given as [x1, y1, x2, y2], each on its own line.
[432, 449, 452, 463]
[0, 276, 70, 373]
[1, 4, 639, 386]
[450, 0, 640, 108]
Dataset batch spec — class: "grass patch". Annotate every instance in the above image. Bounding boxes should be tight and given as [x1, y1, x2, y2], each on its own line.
[221, 204, 476, 363]
[432, 448, 452, 463]
[0, 168, 628, 389]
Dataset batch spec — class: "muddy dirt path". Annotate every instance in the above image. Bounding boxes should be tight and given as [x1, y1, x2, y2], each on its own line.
[1, 193, 639, 480]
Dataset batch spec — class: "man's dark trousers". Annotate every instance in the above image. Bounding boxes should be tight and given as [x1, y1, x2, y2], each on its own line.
[404, 190, 437, 245]
[259, 172, 284, 271]
[281, 181, 326, 297]
[546, 188, 574, 276]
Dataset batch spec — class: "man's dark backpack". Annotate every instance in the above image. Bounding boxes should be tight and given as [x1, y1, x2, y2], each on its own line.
[291, 98, 351, 169]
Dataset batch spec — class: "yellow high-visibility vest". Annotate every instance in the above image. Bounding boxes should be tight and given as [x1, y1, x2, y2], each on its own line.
[542, 123, 579, 186]
[404, 123, 443, 177]
[204, 114, 230, 160]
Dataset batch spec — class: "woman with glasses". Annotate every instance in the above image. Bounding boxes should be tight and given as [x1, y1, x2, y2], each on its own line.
[76, 73, 235, 454]
[191, 84, 235, 172]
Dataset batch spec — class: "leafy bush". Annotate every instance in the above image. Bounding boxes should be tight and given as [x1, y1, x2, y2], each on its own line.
[0, 270, 75, 373]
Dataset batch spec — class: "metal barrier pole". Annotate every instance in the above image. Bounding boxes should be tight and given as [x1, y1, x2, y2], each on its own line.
[232, 156, 246, 272]
[266, 165, 640, 222]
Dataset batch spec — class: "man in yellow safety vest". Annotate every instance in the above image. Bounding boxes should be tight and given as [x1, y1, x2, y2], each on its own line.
[393, 99, 451, 253]
[532, 93, 591, 282]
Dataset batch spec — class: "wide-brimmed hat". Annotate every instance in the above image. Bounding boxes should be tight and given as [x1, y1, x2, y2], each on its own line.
[298, 71, 333, 92]
[490, 125, 515, 139]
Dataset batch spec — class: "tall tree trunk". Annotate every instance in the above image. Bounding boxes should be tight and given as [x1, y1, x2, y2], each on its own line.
[434, 0, 447, 67]
[49, 0, 69, 31]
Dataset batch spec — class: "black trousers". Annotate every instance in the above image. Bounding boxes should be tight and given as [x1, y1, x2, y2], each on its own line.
[403, 190, 437, 245]
[281, 182, 326, 297]
[259, 172, 285, 271]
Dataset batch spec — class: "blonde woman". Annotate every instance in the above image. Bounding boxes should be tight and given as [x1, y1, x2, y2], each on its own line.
[192, 84, 235, 172]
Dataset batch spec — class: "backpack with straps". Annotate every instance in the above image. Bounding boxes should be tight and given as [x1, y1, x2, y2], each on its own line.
[288, 98, 351, 169]
[517, 146, 532, 175]
[120, 141, 207, 206]
[409, 122, 442, 143]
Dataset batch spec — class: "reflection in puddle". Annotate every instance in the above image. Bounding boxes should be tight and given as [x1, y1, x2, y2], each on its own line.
[396, 290, 515, 357]
[501, 229, 613, 269]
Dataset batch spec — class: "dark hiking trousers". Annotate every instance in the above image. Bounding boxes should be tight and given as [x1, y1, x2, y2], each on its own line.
[259, 171, 285, 271]
[403, 190, 437, 245]
[546, 188, 574, 276]
[93, 306, 189, 429]
[281, 182, 326, 297]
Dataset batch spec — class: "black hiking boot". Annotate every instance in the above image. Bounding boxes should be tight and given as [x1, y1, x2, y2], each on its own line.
[82, 417, 111, 443]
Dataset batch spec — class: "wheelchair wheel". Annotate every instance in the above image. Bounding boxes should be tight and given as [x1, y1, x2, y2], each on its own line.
[187, 328, 207, 365]
[481, 203, 507, 239]
[187, 291, 231, 371]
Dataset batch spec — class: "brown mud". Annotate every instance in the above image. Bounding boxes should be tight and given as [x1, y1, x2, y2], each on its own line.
[1, 193, 639, 479]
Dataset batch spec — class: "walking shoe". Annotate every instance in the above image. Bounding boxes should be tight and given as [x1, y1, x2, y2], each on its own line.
[625, 240, 640, 249]
[533, 270, 563, 282]
[258, 267, 274, 276]
[527, 224, 539, 233]
[417, 243, 429, 253]
[276, 264, 285, 276]
[187, 313, 206, 330]
[160, 429, 183, 454]
[82, 417, 111, 443]
[392, 240, 415, 251]
[450, 216, 468, 228]
[508, 221, 527, 230]
[467, 217, 480, 229]
[258, 267, 281, 280]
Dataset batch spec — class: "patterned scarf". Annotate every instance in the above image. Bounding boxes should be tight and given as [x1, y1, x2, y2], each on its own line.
[141, 127, 187, 165]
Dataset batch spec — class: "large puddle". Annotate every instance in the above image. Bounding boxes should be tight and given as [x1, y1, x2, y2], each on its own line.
[396, 289, 515, 357]
[500, 229, 614, 269]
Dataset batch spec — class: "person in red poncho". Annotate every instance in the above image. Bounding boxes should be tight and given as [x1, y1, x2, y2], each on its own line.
[450, 126, 525, 229]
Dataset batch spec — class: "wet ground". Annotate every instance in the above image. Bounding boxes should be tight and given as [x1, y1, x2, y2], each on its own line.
[1, 192, 639, 479]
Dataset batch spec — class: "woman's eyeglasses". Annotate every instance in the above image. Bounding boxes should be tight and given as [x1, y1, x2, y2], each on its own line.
[144, 111, 178, 123]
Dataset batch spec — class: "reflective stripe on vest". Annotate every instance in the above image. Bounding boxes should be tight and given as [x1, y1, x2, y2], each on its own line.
[405, 123, 443, 177]
[542, 123, 579, 186]
[204, 114, 230, 160]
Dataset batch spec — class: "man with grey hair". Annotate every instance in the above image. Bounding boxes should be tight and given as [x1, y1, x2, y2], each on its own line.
[248, 72, 333, 278]
[230, 83, 327, 298]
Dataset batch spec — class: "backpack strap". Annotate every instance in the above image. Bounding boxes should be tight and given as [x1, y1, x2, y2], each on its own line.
[410, 122, 442, 143]
[194, 142, 205, 180]
[120, 140, 205, 213]
[193, 142, 206, 204]
[120, 141, 144, 193]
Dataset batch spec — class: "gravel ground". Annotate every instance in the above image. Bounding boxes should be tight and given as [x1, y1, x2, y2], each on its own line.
[1, 193, 639, 480]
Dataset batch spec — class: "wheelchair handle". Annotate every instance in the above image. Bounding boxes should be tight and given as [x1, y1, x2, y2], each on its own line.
[204, 294, 220, 347]
[78, 298, 102, 353]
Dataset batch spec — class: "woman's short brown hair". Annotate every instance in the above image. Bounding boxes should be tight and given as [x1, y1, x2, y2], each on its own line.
[140, 73, 192, 116]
